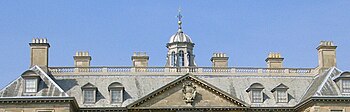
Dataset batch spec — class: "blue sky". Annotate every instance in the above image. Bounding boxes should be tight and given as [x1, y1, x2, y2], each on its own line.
[0, 1, 350, 88]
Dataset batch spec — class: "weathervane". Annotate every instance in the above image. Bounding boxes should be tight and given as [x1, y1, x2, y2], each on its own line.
[177, 7, 183, 31]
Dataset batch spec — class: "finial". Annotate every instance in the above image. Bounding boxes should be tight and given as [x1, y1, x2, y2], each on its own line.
[177, 7, 183, 32]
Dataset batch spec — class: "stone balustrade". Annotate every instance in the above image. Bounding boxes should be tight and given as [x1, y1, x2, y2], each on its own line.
[48, 66, 316, 75]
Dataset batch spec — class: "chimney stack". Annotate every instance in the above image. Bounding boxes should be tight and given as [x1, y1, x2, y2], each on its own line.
[74, 51, 92, 67]
[317, 41, 337, 70]
[265, 52, 284, 68]
[211, 53, 229, 67]
[29, 38, 50, 70]
[131, 52, 149, 67]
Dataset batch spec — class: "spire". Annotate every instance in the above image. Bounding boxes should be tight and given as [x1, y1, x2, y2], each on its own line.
[177, 7, 183, 32]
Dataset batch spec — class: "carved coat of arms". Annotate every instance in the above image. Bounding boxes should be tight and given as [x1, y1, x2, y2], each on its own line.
[182, 81, 196, 105]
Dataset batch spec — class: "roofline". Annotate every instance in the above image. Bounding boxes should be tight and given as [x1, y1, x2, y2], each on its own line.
[0, 96, 79, 111]
[34, 65, 69, 96]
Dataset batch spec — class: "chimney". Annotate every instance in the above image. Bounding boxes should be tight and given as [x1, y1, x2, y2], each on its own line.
[29, 38, 50, 70]
[131, 52, 149, 67]
[211, 53, 229, 67]
[74, 51, 92, 67]
[265, 52, 284, 68]
[317, 41, 337, 69]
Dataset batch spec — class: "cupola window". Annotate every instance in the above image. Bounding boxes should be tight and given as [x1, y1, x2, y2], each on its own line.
[171, 52, 176, 66]
[179, 50, 184, 66]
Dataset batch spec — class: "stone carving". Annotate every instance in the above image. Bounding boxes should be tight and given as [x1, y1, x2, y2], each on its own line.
[182, 81, 196, 105]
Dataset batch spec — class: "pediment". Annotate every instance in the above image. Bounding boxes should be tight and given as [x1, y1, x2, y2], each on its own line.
[128, 74, 248, 109]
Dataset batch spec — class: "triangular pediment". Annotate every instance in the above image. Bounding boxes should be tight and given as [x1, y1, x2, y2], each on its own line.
[128, 74, 248, 109]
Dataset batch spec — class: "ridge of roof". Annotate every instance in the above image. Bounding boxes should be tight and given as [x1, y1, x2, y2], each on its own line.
[33, 65, 68, 97]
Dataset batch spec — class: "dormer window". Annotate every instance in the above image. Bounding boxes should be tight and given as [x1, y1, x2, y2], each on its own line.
[334, 72, 350, 94]
[271, 83, 289, 103]
[21, 70, 40, 93]
[251, 90, 263, 103]
[81, 83, 97, 104]
[342, 79, 350, 93]
[246, 83, 264, 103]
[25, 78, 38, 93]
[108, 82, 124, 104]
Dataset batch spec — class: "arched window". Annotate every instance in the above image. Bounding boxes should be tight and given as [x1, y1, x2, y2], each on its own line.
[187, 51, 191, 66]
[246, 83, 264, 103]
[179, 50, 184, 66]
[108, 82, 124, 104]
[171, 52, 176, 67]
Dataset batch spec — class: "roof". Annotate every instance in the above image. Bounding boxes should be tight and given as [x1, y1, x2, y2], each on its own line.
[1, 66, 349, 108]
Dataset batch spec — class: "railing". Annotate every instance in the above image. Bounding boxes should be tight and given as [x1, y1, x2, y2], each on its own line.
[49, 66, 315, 75]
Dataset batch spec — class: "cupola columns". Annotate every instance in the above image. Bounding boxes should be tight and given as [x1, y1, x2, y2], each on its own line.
[29, 38, 50, 71]
[317, 41, 337, 70]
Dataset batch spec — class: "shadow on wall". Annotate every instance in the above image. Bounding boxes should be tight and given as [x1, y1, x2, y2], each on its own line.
[193, 92, 203, 106]
[124, 90, 132, 101]
[263, 93, 270, 102]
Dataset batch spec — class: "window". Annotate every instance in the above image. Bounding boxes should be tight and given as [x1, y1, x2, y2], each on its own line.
[252, 90, 262, 103]
[271, 83, 289, 103]
[108, 82, 124, 104]
[81, 83, 97, 104]
[25, 78, 37, 93]
[187, 51, 191, 66]
[83, 89, 95, 104]
[342, 79, 350, 93]
[179, 50, 184, 66]
[277, 90, 287, 102]
[111, 89, 122, 103]
[246, 83, 264, 103]
[171, 52, 176, 66]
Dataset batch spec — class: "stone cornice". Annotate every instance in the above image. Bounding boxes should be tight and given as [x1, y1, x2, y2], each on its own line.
[0, 97, 79, 111]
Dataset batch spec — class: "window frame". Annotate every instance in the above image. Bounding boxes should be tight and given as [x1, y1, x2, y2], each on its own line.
[276, 89, 288, 103]
[109, 88, 123, 104]
[83, 88, 96, 104]
[24, 78, 38, 93]
[251, 89, 263, 103]
[342, 79, 350, 94]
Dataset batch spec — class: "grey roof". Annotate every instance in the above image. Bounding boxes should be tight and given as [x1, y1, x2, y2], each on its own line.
[0, 66, 68, 97]
[1, 66, 349, 108]
[300, 67, 345, 102]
